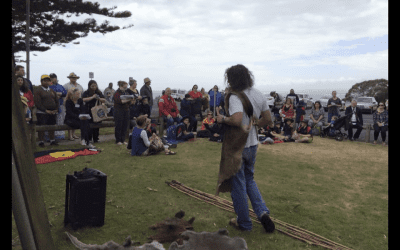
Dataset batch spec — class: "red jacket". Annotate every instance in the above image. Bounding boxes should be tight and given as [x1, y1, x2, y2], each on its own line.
[159, 94, 180, 118]
[189, 91, 202, 99]
[23, 90, 35, 108]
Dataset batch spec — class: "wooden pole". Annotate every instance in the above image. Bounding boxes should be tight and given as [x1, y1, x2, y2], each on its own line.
[12, 57, 56, 249]
[26, 0, 30, 80]
[365, 124, 371, 143]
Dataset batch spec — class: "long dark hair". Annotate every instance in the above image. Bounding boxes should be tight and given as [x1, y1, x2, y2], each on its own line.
[88, 80, 101, 94]
[313, 101, 322, 110]
[17, 76, 28, 93]
[224, 64, 254, 92]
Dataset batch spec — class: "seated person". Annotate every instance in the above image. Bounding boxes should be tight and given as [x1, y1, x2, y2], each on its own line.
[104, 89, 114, 116]
[159, 88, 182, 128]
[206, 122, 225, 142]
[293, 119, 313, 143]
[140, 96, 151, 117]
[295, 100, 306, 128]
[180, 94, 197, 132]
[64, 89, 93, 147]
[177, 116, 197, 141]
[327, 115, 338, 137]
[281, 118, 296, 142]
[196, 111, 215, 138]
[130, 115, 176, 156]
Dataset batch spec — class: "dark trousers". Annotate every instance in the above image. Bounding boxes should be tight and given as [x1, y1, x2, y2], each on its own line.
[177, 132, 194, 141]
[114, 108, 130, 143]
[373, 124, 387, 142]
[65, 118, 90, 144]
[347, 123, 363, 139]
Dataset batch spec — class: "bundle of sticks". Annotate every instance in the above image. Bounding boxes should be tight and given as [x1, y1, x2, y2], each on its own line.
[166, 180, 353, 250]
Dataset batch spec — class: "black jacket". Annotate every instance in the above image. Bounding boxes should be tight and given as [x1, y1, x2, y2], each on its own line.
[345, 106, 363, 128]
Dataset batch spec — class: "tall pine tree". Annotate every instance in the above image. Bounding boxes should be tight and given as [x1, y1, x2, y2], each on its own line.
[12, 0, 133, 55]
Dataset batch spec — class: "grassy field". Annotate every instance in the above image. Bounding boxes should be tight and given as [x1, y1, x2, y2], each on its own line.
[12, 134, 388, 249]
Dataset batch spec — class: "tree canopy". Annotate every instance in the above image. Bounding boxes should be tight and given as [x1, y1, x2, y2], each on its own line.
[343, 79, 388, 103]
[12, 0, 133, 55]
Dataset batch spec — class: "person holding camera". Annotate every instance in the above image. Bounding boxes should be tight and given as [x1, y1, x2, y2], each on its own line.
[82, 80, 106, 143]
[159, 87, 182, 128]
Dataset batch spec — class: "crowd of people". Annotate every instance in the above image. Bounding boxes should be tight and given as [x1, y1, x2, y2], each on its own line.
[14, 64, 388, 149]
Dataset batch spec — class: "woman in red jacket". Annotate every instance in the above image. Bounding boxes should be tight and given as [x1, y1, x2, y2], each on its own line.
[188, 85, 203, 99]
[17, 76, 34, 108]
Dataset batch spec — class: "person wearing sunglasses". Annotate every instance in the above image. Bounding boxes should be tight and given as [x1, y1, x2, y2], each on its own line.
[372, 102, 388, 146]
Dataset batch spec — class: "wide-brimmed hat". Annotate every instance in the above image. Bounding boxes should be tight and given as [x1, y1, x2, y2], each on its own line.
[144, 77, 151, 83]
[67, 72, 80, 79]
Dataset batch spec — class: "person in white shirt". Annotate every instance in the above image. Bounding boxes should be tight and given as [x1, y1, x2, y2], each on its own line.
[216, 64, 275, 233]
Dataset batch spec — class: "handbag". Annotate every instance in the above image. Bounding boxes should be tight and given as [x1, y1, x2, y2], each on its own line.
[91, 99, 109, 123]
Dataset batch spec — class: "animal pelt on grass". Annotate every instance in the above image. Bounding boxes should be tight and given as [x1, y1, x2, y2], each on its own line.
[65, 232, 165, 250]
[148, 210, 195, 245]
[169, 229, 248, 250]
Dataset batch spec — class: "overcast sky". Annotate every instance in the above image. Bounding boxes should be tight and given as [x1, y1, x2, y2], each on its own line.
[16, 0, 388, 95]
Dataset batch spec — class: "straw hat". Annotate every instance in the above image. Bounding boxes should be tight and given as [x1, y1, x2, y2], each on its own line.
[67, 72, 80, 79]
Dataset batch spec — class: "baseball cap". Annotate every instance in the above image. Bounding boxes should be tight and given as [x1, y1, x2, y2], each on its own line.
[41, 74, 51, 80]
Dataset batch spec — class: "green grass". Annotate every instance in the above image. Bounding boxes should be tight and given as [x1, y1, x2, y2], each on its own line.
[12, 137, 388, 249]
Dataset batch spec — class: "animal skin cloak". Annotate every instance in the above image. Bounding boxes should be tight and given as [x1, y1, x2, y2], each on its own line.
[216, 90, 255, 195]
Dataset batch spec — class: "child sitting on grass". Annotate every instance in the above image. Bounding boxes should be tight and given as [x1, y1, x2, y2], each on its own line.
[177, 116, 197, 141]
[293, 119, 313, 143]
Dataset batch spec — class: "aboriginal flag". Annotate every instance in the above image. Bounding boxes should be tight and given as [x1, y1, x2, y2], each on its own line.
[34, 148, 100, 165]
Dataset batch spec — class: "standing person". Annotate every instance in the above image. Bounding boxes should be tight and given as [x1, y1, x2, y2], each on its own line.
[49, 73, 67, 140]
[215, 64, 275, 233]
[140, 77, 154, 116]
[345, 100, 363, 141]
[208, 85, 223, 116]
[188, 85, 203, 120]
[113, 80, 133, 145]
[15, 65, 34, 93]
[286, 89, 299, 109]
[270, 91, 283, 122]
[372, 102, 388, 146]
[82, 80, 106, 143]
[128, 79, 143, 128]
[16, 76, 34, 110]
[179, 94, 197, 132]
[33, 75, 59, 147]
[200, 88, 209, 113]
[159, 88, 183, 128]
[64, 89, 93, 148]
[103, 82, 115, 97]
[63, 72, 84, 140]
[327, 91, 342, 123]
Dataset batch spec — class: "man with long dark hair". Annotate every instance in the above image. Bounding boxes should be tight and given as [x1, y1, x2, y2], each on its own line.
[216, 64, 275, 233]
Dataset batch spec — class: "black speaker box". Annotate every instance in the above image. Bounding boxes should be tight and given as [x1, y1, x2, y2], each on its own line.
[64, 167, 107, 230]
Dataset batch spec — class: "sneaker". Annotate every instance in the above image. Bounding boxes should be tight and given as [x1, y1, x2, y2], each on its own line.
[260, 213, 275, 233]
[116, 142, 122, 145]
[38, 141, 45, 148]
[81, 140, 86, 146]
[229, 218, 251, 232]
[87, 143, 96, 149]
[49, 141, 59, 146]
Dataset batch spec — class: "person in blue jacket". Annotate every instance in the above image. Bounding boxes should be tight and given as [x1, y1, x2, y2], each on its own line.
[180, 94, 198, 132]
[49, 73, 67, 140]
[208, 85, 223, 116]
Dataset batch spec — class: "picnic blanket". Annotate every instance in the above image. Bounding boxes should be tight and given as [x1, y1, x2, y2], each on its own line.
[34, 148, 100, 165]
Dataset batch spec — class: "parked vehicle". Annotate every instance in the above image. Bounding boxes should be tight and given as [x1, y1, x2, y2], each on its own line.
[356, 96, 378, 114]
[318, 95, 331, 112]
[297, 93, 314, 109]
[171, 89, 186, 101]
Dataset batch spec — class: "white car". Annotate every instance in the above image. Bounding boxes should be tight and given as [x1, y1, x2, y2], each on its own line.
[356, 97, 378, 114]
[296, 93, 314, 109]
[171, 89, 186, 101]
[318, 95, 331, 112]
